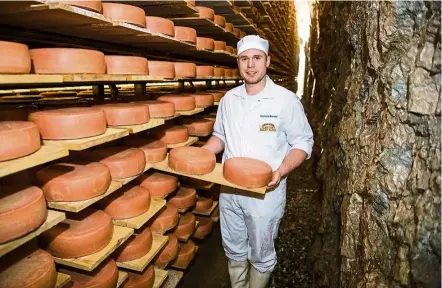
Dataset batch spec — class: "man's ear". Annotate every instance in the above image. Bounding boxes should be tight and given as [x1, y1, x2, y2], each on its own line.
[266, 55, 271, 68]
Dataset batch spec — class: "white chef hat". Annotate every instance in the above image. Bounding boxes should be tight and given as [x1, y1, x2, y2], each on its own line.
[237, 35, 269, 56]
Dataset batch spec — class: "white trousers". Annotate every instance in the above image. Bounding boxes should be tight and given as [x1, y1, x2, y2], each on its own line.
[219, 181, 286, 273]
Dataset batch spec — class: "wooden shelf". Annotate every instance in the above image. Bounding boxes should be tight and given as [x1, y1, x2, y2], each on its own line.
[47, 181, 122, 213]
[178, 107, 205, 116]
[53, 225, 133, 271]
[196, 0, 235, 14]
[56, 272, 71, 288]
[214, 101, 220, 105]
[0, 210, 66, 257]
[117, 270, 128, 288]
[115, 163, 153, 185]
[154, 268, 169, 288]
[170, 246, 198, 270]
[162, 269, 184, 288]
[166, 136, 199, 149]
[141, 1, 197, 17]
[192, 201, 218, 216]
[151, 155, 266, 194]
[0, 145, 69, 178]
[42, 128, 129, 151]
[113, 198, 166, 229]
[117, 234, 168, 272]
[112, 119, 165, 134]
[160, 113, 181, 121]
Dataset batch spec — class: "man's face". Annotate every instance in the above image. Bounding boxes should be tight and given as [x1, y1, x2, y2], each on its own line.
[237, 49, 270, 84]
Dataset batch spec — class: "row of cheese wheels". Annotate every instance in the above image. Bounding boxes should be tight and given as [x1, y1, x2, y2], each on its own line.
[0, 41, 239, 77]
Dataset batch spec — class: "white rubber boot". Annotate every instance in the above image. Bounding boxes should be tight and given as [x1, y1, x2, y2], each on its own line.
[249, 265, 271, 288]
[228, 259, 250, 288]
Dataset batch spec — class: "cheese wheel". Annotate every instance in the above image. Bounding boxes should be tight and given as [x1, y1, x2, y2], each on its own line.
[154, 234, 179, 266]
[174, 26, 197, 43]
[0, 248, 57, 288]
[0, 186, 47, 244]
[123, 138, 167, 163]
[29, 107, 106, 140]
[36, 162, 111, 202]
[224, 68, 233, 77]
[240, 31, 246, 38]
[169, 146, 216, 174]
[214, 67, 224, 77]
[195, 197, 213, 211]
[174, 62, 196, 78]
[232, 68, 240, 77]
[58, 1, 102, 13]
[99, 185, 151, 219]
[173, 212, 195, 238]
[30, 48, 105, 74]
[90, 147, 146, 179]
[194, 216, 213, 238]
[233, 48, 238, 55]
[197, 37, 215, 51]
[0, 41, 31, 74]
[226, 46, 234, 54]
[0, 121, 41, 162]
[150, 204, 179, 233]
[40, 209, 113, 258]
[114, 226, 152, 262]
[147, 61, 175, 78]
[93, 103, 150, 126]
[135, 172, 178, 198]
[233, 28, 241, 37]
[214, 15, 225, 27]
[134, 100, 175, 118]
[171, 240, 196, 267]
[123, 265, 155, 288]
[214, 41, 226, 51]
[223, 157, 272, 188]
[105, 56, 148, 75]
[195, 6, 214, 20]
[156, 95, 195, 111]
[197, 66, 214, 77]
[208, 91, 224, 102]
[211, 206, 220, 218]
[225, 22, 234, 32]
[145, 16, 175, 37]
[186, 178, 212, 189]
[102, 3, 146, 27]
[181, 118, 214, 136]
[168, 187, 197, 209]
[192, 93, 214, 107]
[150, 125, 189, 144]
[59, 258, 118, 288]
[0, 108, 33, 121]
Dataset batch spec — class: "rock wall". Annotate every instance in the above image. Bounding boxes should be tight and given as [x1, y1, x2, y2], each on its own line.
[302, 1, 441, 287]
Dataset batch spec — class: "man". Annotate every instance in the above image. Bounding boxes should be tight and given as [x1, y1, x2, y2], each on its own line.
[202, 35, 313, 288]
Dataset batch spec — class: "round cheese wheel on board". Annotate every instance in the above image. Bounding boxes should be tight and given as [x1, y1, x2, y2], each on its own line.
[99, 185, 151, 219]
[123, 137, 167, 163]
[171, 240, 197, 267]
[150, 125, 189, 144]
[225, 22, 234, 33]
[223, 157, 273, 188]
[0, 121, 41, 162]
[195, 196, 213, 211]
[114, 226, 152, 262]
[30, 48, 105, 74]
[169, 146, 216, 175]
[36, 161, 111, 202]
[102, 3, 146, 27]
[105, 56, 148, 75]
[122, 265, 155, 288]
[181, 118, 214, 136]
[214, 67, 225, 77]
[57, 1, 102, 13]
[135, 172, 178, 198]
[0, 108, 34, 121]
[0, 186, 47, 244]
[174, 26, 197, 43]
[156, 94, 195, 111]
[240, 31, 246, 38]
[214, 15, 225, 27]
[196, 37, 215, 51]
[195, 6, 214, 20]
[208, 91, 224, 102]
[40, 209, 113, 258]
[154, 234, 179, 266]
[197, 65, 214, 77]
[133, 100, 175, 118]
[226, 46, 234, 54]
[150, 204, 179, 233]
[90, 147, 146, 180]
[28, 107, 107, 140]
[233, 28, 241, 37]
[59, 258, 118, 288]
[194, 215, 213, 238]
[192, 93, 214, 107]
[172, 212, 196, 238]
[224, 69, 233, 77]
[0, 248, 57, 288]
[214, 41, 226, 51]
[145, 16, 175, 37]
[232, 68, 240, 77]
[147, 61, 175, 78]
[93, 103, 150, 126]
[0, 41, 31, 74]
[168, 186, 197, 209]
[174, 62, 196, 78]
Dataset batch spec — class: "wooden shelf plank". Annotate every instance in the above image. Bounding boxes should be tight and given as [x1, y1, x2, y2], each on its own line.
[115, 163, 152, 185]
[54, 225, 133, 271]
[0, 145, 69, 178]
[0, 210, 66, 257]
[113, 198, 166, 229]
[56, 272, 71, 288]
[151, 156, 266, 194]
[166, 136, 199, 149]
[0, 74, 63, 85]
[47, 181, 122, 213]
[112, 119, 165, 134]
[162, 269, 184, 288]
[192, 201, 218, 216]
[159, 113, 181, 121]
[42, 128, 129, 151]
[214, 102, 220, 105]
[154, 268, 169, 288]
[117, 234, 169, 272]
[117, 270, 128, 288]
[170, 246, 198, 270]
[178, 107, 204, 116]
[144, 3, 197, 17]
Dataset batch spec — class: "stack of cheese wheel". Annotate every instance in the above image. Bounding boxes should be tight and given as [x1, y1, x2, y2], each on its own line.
[195, 6, 214, 20]
[197, 65, 214, 77]
[57, 1, 102, 13]
[168, 186, 197, 209]
[225, 22, 234, 33]
[105, 55, 148, 75]
[156, 94, 196, 111]
[171, 240, 197, 268]
[214, 41, 226, 51]
[0, 41, 31, 73]
[36, 161, 111, 202]
[102, 3, 146, 27]
[194, 215, 214, 238]
[28, 107, 107, 140]
[123, 265, 155, 288]
[135, 171, 178, 198]
[99, 185, 151, 219]
[93, 103, 150, 126]
[0, 186, 47, 244]
[192, 93, 214, 107]
[148, 61, 175, 78]
[181, 118, 214, 136]
[196, 37, 215, 51]
[150, 125, 189, 144]
[145, 16, 175, 37]
[40, 209, 113, 258]
[154, 234, 179, 266]
[0, 121, 41, 162]
[194, 196, 214, 212]
[174, 26, 197, 43]
[134, 100, 175, 118]
[223, 157, 273, 188]
[114, 226, 153, 262]
[172, 212, 196, 239]
[59, 259, 119, 288]
[123, 137, 167, 163]
[214, 67, 224, 77]
[214, 15, 225, 27]
[150, 203, 179, 233]
[169, 146, 216, 175]
[174, 62, 197, 78]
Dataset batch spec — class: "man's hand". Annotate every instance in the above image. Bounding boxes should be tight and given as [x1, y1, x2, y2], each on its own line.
[267, 169, 281, 189]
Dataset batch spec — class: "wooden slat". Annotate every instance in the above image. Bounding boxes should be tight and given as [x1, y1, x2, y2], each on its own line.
[56, 272, 71, 288]
[160, 113, 181, 121]
[117, 271, 128, 287]
[192, 201, 218, 216]
[113, 198, 166, 229]
[166, 136, 199, 149]
[178, 107, 204, 116]
[161, 269, 184, 288]
[153, 269, 169, 288]
[112, 119, 165, 134]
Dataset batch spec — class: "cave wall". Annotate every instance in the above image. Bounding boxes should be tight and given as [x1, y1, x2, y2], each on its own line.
[302, 1, 441, 287]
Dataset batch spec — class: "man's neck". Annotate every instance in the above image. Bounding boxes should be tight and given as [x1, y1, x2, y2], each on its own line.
[245, 76, 267, 96]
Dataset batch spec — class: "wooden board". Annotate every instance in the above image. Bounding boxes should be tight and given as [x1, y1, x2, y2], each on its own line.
[151, 156, 266, 194]
[56, 272, 71, 288]
[112, 119, 165, 134]
[143, 3, 197, 17]
[117, 234, 169, 272]
[170, 246, 198, 270]
[0, 210, 66, 257]
[117, 271, 128, 288]
[53, 225, 133, 271]
[162, 269, 184, 288]
[113, 198, 166, 229]
[154, 269, 169, 288]
[115, 163, 152, 185]
[192, 201, 218, 216]
[42, 128, 129, 151]
[0, 74, 62, 86]
[166, 137, 199, 149]
[178, 107, 204, 116]
[159, 113, 181, 121]
[47, 181, 122, 213]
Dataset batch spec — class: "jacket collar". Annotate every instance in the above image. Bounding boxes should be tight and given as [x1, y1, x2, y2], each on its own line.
[232, 75, 275, 99]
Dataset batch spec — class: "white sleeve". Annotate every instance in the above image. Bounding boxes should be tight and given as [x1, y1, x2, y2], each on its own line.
[212, 97, 226, 144]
